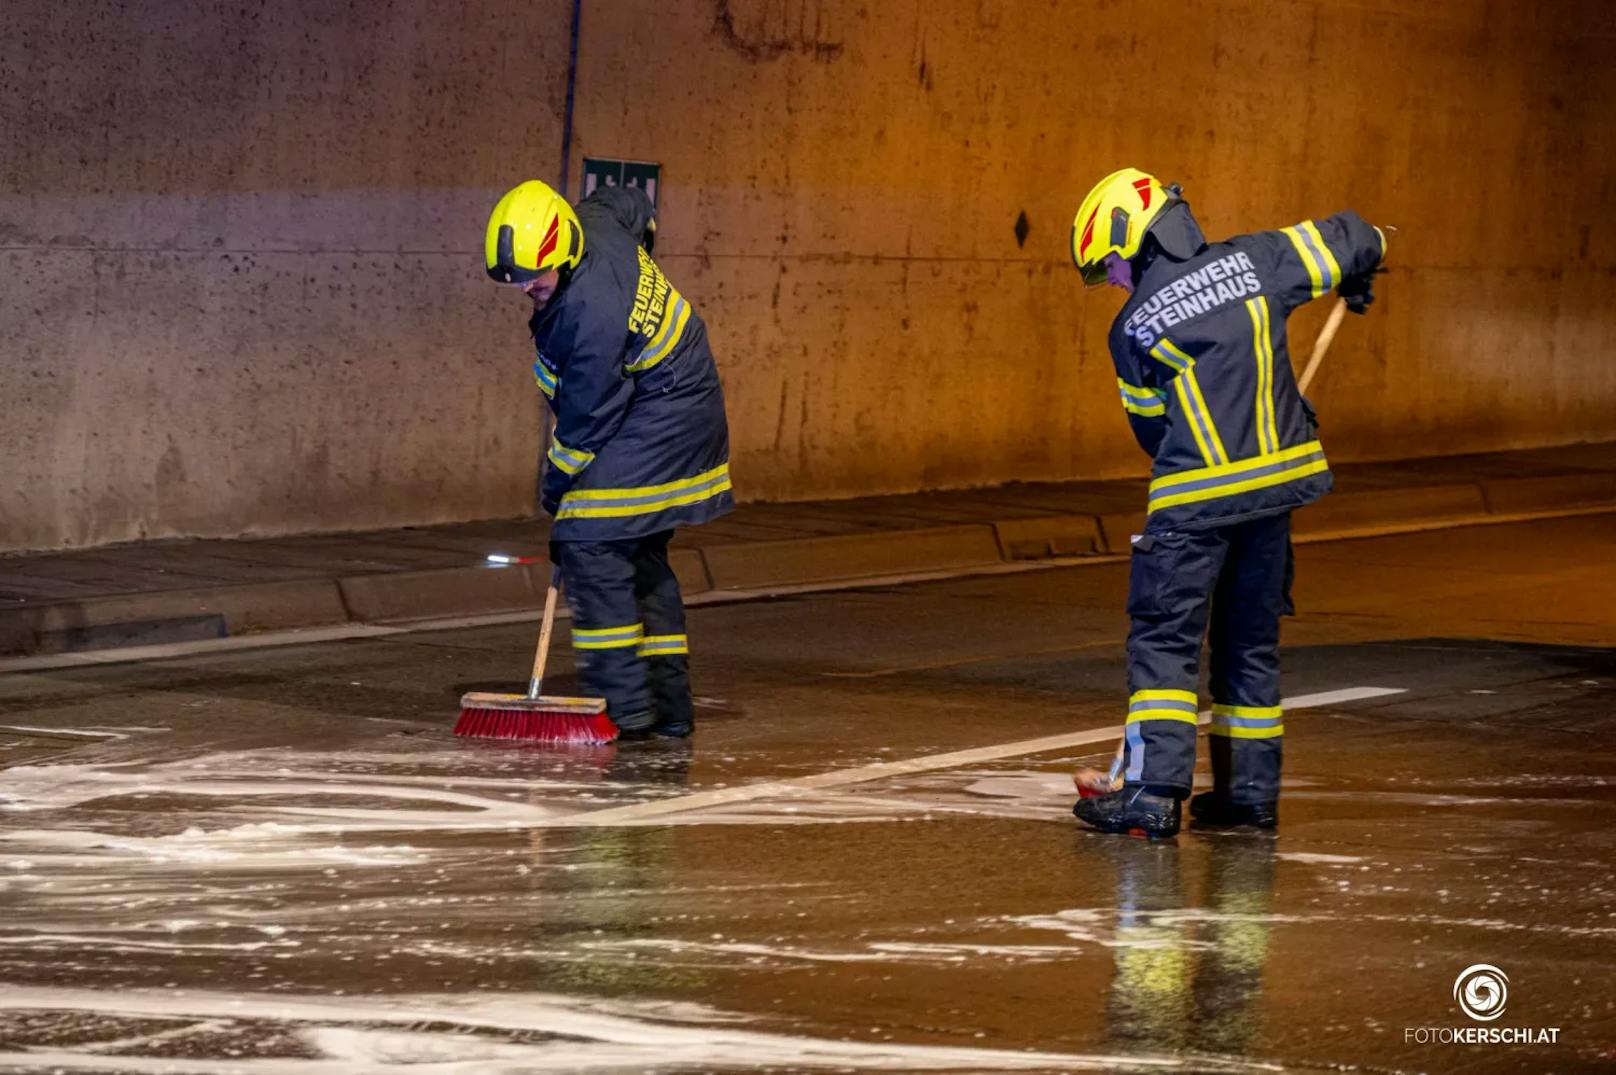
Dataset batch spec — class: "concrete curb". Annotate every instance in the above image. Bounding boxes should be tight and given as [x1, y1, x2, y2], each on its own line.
[2, 480, 1612, 656]
[992, 516, 1103, 560]
[0, 579, 349, 657]
[1290, 484, 1489, 539]
[338, 564, 548, 623]
[1479, 473, 1616, 515]
[700, 525, 1003, 591]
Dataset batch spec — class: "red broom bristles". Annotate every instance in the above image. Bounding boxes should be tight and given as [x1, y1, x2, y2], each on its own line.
[453, 706, 619, 744]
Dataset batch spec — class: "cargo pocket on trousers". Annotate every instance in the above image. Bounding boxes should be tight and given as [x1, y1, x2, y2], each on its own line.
[1126, 530, 1193, 621]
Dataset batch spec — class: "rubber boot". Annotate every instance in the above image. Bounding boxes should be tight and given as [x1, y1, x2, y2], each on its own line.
[1189, 790, 1278, 829]
[646, 655, 695, 738]
[1072, 786, 1181, 839]
[612, 708, 658, 741]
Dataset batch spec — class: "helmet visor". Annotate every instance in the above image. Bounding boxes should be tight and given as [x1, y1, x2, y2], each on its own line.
[487, 261, 544, 285]
[1078, 258, 1110, 288]
[487, 222, 545, 284]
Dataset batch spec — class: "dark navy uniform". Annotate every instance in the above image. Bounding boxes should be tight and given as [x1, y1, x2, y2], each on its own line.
[1110, 211, 1384, 801]
[529, 186, 732, 731]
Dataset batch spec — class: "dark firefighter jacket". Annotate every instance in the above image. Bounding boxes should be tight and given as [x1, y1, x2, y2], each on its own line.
[529, 186, 733, 542]
[1108, 210, 1385, 532]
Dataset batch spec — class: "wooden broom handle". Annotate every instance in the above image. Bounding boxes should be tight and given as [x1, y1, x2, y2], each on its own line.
[1298, 297, 1349, 395]
[527, 564, 562, 699]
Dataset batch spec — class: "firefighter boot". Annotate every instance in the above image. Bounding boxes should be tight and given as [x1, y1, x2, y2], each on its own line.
[645, 654, 694, 738]
[612, 709, 658, 741]
[1073, 785, 1181, 839]
[1189, 791, 1278, 830]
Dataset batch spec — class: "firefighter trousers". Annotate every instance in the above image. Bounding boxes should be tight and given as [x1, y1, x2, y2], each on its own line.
[553, 530, 694, 735]
[1123, 512, 1292, 803]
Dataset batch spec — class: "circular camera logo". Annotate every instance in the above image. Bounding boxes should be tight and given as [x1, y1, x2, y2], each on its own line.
[1453, 963, 1509, 1022]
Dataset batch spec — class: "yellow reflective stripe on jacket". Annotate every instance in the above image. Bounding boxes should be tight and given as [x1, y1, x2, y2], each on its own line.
[546, 438, 595, 476]
[1247, 297, 1280, 455]
[1299, 221, 1341, 290]
[1282, 222, 1339, 298]
[1211, 703, 1284, 739]
[1150, 338, 1227, 466]
[1118, 378, 1166, 417]
[1127, 688, 1199, 724]
[1172, 369, 1229, 466]
[637, 633, 690, 657]
[532, 361, 558, 399]
[626, 292, 692, 373]
[572, 623, 645, 650]
[555, 463, 732, 520]
[1150, 338, 1194, 374]
[1148, 441, 1328, 515]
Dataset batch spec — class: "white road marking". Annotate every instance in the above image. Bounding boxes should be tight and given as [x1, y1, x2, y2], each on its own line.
[0, 725, 124, 739]
[569, 687, 1406, 826]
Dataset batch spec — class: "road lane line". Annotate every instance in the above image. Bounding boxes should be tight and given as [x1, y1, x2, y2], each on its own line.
[568, 686, 1407, 826]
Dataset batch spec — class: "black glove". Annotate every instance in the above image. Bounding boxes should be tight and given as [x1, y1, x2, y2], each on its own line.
[1337, 265, 1384, 315]
[540, 464, 569, 517]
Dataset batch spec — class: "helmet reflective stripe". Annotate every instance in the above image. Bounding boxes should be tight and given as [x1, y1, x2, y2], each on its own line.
[1070, 167, 1175, 281]
[485, 179, 584, 283]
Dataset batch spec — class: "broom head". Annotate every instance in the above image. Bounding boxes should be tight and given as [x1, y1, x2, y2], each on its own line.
[455, 691, 618, 744]
[1073, 766, 1122, 799]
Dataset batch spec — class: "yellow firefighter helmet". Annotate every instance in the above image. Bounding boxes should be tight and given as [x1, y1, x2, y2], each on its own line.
[485, 180, 584, 284]
[1070, 168, 1175, 286]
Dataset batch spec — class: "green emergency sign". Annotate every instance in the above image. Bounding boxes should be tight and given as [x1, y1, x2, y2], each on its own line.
[582, 158, 660, 209]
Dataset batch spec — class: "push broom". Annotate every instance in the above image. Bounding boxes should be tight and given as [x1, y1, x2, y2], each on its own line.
[455, 564, 618, 744]
[1074, 296, 1350, 797]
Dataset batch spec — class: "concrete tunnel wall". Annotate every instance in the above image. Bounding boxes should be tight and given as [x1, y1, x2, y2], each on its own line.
[2, 0, 1613, 552]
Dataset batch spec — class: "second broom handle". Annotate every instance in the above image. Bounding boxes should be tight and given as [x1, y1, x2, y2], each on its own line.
[1298, 297, 1348, 395]
[528, 564, 562, 699]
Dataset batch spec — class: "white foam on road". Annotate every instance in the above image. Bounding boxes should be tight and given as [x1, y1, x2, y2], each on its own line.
[0, 689, 1408, 872]
[0, 986, 1282, 1073]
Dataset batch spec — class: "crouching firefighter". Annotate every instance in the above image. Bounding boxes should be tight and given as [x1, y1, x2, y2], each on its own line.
[485, 180, 733, 739]
[1069, 168, 1386, 836]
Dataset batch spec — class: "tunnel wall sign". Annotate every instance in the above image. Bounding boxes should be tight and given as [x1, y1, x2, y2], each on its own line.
[582, 158, 660, 209]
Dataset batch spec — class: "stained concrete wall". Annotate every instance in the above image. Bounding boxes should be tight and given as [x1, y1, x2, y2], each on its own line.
[1, 0, 571, 551]
[3, 0, 1614, 551]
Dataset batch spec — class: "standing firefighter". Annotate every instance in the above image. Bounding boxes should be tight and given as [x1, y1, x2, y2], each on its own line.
[485, 180, 733, 739]
[1069, 168, 1385, 837]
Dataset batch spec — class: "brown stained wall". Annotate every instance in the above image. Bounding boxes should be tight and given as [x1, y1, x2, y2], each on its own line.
[2, 0, 1613, 550]
[595, 0, 1616, 500]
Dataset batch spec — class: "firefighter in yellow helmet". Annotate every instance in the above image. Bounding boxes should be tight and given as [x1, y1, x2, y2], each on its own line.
[485, 179, 732, 738]
[1070, 168, 1386, 837]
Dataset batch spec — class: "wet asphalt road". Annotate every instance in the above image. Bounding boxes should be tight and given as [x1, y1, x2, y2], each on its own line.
[1, 516, 1614, 1073]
